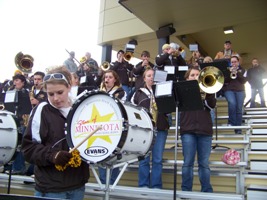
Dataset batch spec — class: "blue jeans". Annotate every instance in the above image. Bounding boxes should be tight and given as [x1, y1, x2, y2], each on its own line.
[210, 109, 215, 125]
[127, 86, 135, 101]
[35, 186, 85, 200]
[250, 88, 266, 107]
[12, 126, 26, 173]
[138, 130, 168, 189]
[224, 90, 245, 126]
[122, 85, 130, 100]
[98, 166, 120, 185]
[181, 133, 213, 192]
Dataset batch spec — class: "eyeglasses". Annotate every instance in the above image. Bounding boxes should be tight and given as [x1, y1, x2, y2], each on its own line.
[43, 73, 69, 84]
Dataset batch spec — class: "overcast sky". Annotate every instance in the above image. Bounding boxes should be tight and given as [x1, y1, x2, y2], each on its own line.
[0, 0, 103, 82]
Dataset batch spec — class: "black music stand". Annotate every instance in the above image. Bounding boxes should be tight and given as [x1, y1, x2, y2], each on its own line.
[17, 90, 32, 115]
[4, 90, 18, 114]
[200, 59, 230, 79]
[154, 80, 203, 200]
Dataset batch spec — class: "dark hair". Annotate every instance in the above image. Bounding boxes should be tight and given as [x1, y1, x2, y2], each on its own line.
[231, 55, 239, 61]
[117, 50, 125, 57]
[12, 74, 26, 83]
[141, 50, 150, 57]
[34, 71, 45, 78]
[102, 70, 121, 87]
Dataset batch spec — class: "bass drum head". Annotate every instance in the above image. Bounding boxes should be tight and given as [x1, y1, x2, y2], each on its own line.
[0, 110, 18, 165]
[66, 91, 126, 163]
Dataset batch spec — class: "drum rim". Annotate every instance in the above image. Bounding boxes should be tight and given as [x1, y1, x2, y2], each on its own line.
[0, 110, 18, 165]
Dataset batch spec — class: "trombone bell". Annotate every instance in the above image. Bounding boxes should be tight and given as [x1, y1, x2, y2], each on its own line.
[100, 61, 110, 71]
[198, 66, 224, 94]
[123, 52, 133, 62]
[15, 52, 34, 74]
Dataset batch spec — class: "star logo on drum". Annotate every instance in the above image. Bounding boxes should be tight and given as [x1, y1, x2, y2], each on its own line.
[86, 104, 115, 147]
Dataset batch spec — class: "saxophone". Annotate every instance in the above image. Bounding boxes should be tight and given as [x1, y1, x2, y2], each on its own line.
[150, 93, 158, 123]
[29, 85, 35, 100]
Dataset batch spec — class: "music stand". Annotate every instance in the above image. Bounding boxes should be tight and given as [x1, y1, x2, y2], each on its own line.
[4, 90, 18, 114]
[200, 59, 230, 79]
[17, 90, 32, 115]
[154, 80, 203, 200]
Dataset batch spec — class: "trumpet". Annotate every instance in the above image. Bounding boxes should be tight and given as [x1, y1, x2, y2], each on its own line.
[14, 52, 34, 74]
[100, 61, 110, 71]
[229, 66, 240, 79]
[123, 52, 133, 62]
[198, 66, 224, 97]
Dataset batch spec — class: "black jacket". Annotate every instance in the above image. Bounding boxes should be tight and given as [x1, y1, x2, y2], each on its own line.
[247, 66, 265, 89]
[132, 87, 169, 131]
[180, 93, 216, 136]
[110, 60, 134, 86]
[155, 53, 187, 81]
[22, 102, 89, 193]
[223, 66, 247, 91]
[133, 61, 155, 90]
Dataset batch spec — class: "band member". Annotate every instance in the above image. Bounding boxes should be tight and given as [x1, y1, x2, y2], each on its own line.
[22, 66, 89, 200]
[110, 50, 134, 100]
[131, 68, 169, 189]
[132, 50, 155, 91]
[100, 70, 126, 101]
[63, 51, 78, 73]
[30, 71, 47, 108]
[98, 69, 126, 184]
[6, 74, 31, 175]
[187, 50, 204, 68]
[214, 40, 241, 64]
[223, 56, 247, 134]
[155, 43, 187, 82]
[76, 52, 100, 88]
[180, 66, 215, 192]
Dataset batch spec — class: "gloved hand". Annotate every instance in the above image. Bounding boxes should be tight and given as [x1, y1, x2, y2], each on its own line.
[52, 151, 72, 166]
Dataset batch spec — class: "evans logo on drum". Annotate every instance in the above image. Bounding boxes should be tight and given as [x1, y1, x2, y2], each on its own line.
[85, 146, 109, 157]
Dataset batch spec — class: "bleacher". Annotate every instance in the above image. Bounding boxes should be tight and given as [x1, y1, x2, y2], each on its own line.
[1, 98, 267, 199]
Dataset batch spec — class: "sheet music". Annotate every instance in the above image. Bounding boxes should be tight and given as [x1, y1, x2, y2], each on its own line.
[164, 66, 175, 74]
[178, 66, 188, 71]
[154, 70, 168, 82]
[189, 44, 198, 51]
[80, 76, 86, 84]
[4, 90, 17, 103]
[155, 81, 173, 97]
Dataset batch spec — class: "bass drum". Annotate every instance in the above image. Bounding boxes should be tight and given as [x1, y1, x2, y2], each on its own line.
[0, 110, 18, 165]
[66, 90, 155, 165]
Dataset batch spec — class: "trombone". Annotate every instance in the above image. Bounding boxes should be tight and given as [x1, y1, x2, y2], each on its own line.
[198, 66, 224, 95]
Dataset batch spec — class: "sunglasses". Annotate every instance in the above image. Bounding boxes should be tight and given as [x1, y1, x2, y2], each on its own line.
[43, 73, 69, 84]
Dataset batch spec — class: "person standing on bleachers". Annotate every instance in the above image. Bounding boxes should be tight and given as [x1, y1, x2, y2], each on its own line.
[110, 50, 134, 100]
[63, 51, 78, 73]
[180, 66, 216, 193]
[247, 58, 266, 108]
[131, 67, 169, 189]
[223, 56, 247, 134]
